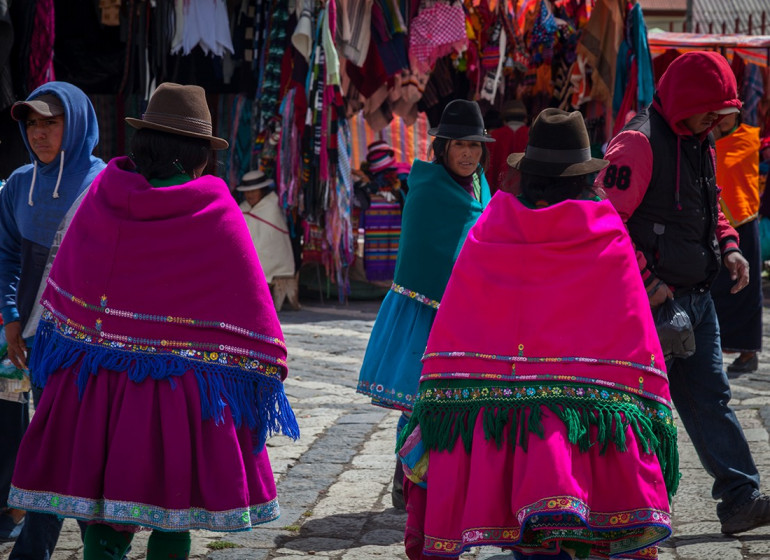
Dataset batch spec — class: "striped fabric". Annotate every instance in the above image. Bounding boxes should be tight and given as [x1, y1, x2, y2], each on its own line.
[648, 31, 770, 68]
[349, 111, 430, 169]
[363, 198, 401, 281]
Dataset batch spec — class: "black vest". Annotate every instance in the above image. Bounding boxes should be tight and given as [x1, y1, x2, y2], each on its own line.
[621, 107, 721, 289]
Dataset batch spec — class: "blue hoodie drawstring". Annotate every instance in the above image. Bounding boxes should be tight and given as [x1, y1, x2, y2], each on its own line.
[52, 151, 64, 199]
[27, 151, 65, 206]
[28, 161, 37, 206]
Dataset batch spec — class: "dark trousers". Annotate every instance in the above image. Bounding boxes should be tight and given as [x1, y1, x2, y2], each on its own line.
[0, 397, 29, 507]
[8, 386, 67, 560]
[668, 292, 760, 519]
[711, 219, 763, 352]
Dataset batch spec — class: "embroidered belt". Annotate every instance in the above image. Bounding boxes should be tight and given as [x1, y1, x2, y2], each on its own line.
[390, 283, 440, 309]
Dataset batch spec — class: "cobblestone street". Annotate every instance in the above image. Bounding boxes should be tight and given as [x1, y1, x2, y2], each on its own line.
[4, 297, 770, 560]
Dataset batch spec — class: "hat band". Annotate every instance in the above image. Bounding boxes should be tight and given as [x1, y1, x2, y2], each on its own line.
[142, 111, 213, 135]
[524, 145, 591, 164]
[435, 123, 487, 138]
[241, 176, 273, 187]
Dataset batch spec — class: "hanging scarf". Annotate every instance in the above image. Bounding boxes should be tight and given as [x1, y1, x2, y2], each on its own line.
[30, 157, 299, 451]
[400, 194, 678, 495]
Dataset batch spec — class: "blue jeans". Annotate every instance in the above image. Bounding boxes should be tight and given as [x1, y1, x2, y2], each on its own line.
[8, 511, 64, 560]
[668, 292, 760, 519]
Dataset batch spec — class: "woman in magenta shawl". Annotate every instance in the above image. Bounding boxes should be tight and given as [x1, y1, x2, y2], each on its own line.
[397, 109, 678, 560]
[8, 83, 299, 560]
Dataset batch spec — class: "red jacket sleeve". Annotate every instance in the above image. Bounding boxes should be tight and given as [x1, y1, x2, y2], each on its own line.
[716, 200, 741, 257]
[595, 130, 658, 286]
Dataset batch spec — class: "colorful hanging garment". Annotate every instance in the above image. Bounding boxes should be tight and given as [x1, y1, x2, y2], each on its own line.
[28, 0, 55, 90]
[362, 197, 401, 281]
[612, 2, 653, 123]
[258, 0, 290, 126]
[409, 2, 468, 74]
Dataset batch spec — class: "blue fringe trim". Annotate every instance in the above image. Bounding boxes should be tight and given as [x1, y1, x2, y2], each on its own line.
[30, 320, 300, 452]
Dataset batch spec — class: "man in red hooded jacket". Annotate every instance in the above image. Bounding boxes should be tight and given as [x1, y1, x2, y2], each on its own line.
[597, 51, 770, 535]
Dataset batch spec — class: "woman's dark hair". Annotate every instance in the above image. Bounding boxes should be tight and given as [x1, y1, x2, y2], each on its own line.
[519, 171, 604, 206]
[431, 137, 490, 178]
[130, 128, 212, 180]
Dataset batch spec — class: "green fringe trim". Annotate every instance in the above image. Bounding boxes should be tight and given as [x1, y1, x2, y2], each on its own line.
[398, 393, 680, 499]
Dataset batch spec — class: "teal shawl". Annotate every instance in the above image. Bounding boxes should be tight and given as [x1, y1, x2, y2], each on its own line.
[394, 161, 491, 302]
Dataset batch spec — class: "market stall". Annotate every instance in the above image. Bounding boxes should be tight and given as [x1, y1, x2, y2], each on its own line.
[1, 0, 648, 299]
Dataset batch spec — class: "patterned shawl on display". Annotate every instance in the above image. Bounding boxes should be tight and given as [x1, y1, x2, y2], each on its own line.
[30, 157, 299, 451]
[393, 160, 491, 304]
[400, 193, 679, 495]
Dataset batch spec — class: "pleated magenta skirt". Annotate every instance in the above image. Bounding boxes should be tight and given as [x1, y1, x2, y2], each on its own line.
[9, 367, 279, 532]
[400, 407, 672, 559]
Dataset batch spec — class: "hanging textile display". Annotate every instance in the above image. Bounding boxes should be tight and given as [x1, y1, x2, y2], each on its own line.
[409, 2, 468, 74]
[5, 0, 642, 303]
[28, 0, 55, 91]
[170, 0, 234, 57]
[611, 1, 653, 135]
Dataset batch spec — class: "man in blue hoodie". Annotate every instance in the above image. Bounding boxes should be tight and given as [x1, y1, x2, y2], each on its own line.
[0, 82, 105, 557]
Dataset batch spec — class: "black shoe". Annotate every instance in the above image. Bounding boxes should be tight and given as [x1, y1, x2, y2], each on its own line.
[392, 459, 406, 510]
[726, 353, 759, 374]
[721, 493, 770, 534]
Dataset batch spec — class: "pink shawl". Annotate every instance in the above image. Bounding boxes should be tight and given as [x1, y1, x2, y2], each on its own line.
[423, 194, 669, 388]
[31, 157, 298, 450]
[401, 193, 678, 494]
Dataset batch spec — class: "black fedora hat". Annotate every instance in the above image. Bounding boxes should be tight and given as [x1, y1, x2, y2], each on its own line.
[428, 99, 495, 143]
[507, 108, 608, 177]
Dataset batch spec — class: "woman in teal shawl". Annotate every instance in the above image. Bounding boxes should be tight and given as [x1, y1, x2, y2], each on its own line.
[357, 99, 494, 508]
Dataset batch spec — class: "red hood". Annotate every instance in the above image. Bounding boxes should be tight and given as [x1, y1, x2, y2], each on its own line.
[654, 51, 741, 137]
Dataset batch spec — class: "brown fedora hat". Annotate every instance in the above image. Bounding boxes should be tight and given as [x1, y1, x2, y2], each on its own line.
[507, 108, 607, 177]
[126, 82, 229, 150]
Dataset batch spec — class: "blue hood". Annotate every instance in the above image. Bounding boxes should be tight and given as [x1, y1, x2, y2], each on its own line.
[18, 81, 100, 172]
[0, 82, 105, 326]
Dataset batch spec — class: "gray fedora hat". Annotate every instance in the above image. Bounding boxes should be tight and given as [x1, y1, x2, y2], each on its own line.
[126, 82, 229, 150]
[428, 99, 495, 143]
[507, 108, 608, 177]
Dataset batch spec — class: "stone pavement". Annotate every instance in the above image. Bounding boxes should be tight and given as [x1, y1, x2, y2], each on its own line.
[3, 298, 770, 560]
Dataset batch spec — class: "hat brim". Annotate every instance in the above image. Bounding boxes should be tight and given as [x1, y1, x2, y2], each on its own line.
[369, 162, 395, 174]
[715, 107, 740, 115]
[507, 152, 609, 177]
[126, 117, 229, 150]
[371, 148, 395, 157]
[428, 127, 495, 143]
[11, 99, 64, 121]
[236, 182, 273, 191]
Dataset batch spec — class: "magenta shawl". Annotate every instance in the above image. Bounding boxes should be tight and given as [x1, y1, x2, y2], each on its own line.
[401, 193, 678, 494]
[31, 157, 298, 450]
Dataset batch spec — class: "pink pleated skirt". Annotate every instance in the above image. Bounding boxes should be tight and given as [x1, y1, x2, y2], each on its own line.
[9, 367, 279, 532]
[400, 406, 672, 559]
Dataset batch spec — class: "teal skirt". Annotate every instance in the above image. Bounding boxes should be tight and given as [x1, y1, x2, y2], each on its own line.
[357, 289, 437, 411]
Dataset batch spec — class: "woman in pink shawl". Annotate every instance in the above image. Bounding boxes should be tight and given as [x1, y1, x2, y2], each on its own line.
[397, 109, 678, 560]
[8, 83, 299, 560]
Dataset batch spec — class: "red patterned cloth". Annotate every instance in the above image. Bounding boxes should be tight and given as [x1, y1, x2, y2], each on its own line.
[409, 3, 468, 74]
